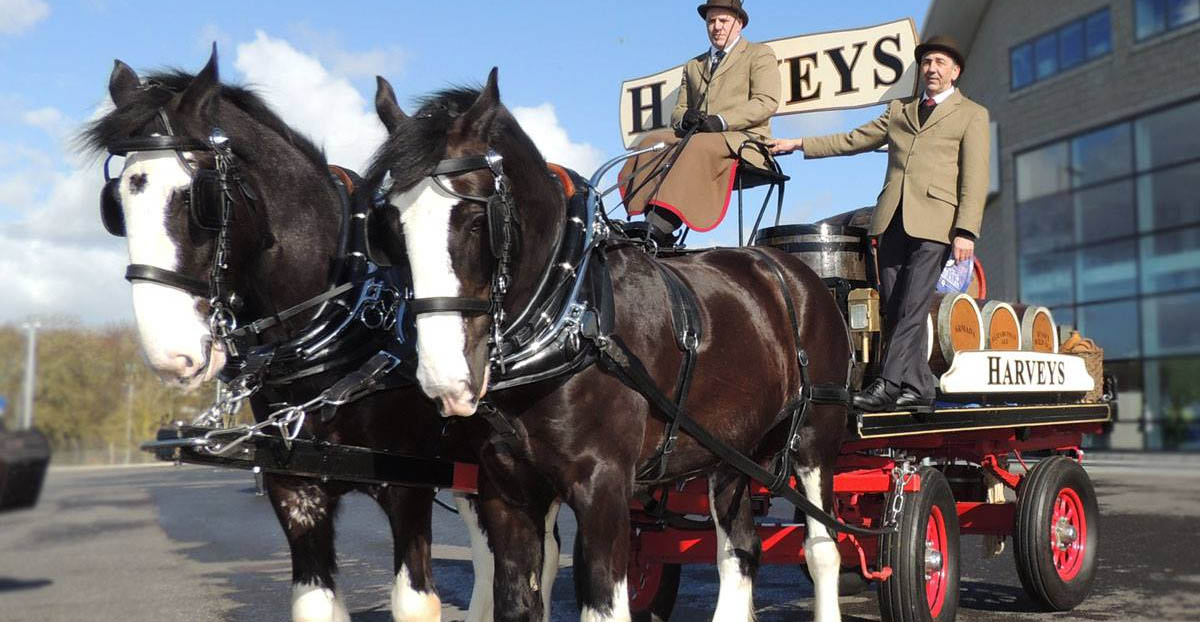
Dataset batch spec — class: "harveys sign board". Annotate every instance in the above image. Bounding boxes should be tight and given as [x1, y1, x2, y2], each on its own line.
[939, 351, 1096, 395]
[619, 19, 919, 148]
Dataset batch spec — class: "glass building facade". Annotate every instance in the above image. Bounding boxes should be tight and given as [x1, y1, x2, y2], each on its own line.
[1015, 98, 1200, 449]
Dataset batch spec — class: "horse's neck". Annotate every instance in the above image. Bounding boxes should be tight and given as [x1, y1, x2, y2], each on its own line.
[508, 181, 566, 305]
[231, 115, 341, 316]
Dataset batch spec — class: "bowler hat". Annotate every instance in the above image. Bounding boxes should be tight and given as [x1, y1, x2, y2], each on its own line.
[915, 35, 966, 70]
[697, 0, 749, 27]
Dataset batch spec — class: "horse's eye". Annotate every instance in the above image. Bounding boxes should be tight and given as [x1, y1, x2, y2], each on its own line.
[469, 214, 487, 233]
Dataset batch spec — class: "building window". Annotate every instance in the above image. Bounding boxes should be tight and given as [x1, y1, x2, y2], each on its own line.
[1015, 142, 1069, 201]
[1136, 0, 1200, 40]
[1011, 8, 1111, 90]
[1071, 123, 1132, 187]
[1077, 299, 1141, 359]
[1140, 226, 1200, 294]
[1015, 98, 1200, 368]
[1060, 21, 1085, 70]
[1135, 99, 1200, 171]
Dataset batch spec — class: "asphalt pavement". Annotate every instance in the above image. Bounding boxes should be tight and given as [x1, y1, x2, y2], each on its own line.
[0, 454, 1197, 621]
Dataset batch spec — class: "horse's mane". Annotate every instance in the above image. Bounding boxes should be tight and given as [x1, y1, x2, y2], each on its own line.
[79, 69, 327, 171]
[364, 84, 548, 192]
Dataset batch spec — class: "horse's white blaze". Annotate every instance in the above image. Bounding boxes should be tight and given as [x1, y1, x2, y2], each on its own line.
[541, 500, 561, 622]
[798, 467, 841, 622]
[391, 564, 441, 622]
[456, 494, 494, 622]
[390, 179, 477, 416]
[121, 151, 221, 388]
[708, 484, 754, 622]
[580, 579, 630, 622]
[291, 582, 350, 622]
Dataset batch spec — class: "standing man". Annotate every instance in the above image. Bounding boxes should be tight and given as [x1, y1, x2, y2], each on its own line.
[771, 36, 990, 412]
[620, 0, 780, 244]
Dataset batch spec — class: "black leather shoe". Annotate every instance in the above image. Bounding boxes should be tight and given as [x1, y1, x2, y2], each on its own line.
[852, 379, 897, 413]
[894, 389, 933, 412]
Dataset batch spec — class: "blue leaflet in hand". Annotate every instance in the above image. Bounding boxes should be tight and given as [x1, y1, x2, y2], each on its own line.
[936, 257, 974, 294]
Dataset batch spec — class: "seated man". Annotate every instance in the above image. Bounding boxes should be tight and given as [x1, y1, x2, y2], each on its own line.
[619, 0, 780, 245]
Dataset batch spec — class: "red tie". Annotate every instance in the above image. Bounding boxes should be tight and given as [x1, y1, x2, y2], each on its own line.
[923, 97, 936, 108]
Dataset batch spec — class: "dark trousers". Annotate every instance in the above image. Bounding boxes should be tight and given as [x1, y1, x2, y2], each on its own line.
[877, 207, 949, 398]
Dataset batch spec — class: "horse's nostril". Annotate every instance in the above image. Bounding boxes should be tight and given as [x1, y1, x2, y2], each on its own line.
[174, 354, 195, 372]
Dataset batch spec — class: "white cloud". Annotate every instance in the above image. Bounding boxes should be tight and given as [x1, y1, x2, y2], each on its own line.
[511, 103, 605, 176]
[234, 30, 386, 171]
[0, 0, 49, 36]
[0, 231, 129, 323]
[288, 23, 408, 80]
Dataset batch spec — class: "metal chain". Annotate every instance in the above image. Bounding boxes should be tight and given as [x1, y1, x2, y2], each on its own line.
[884, 460, 918, 529]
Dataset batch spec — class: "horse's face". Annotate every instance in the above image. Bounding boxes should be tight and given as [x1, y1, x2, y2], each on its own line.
[391, 173, 495, 416]
[117, 150, 225, 388]
[102, 55, 228, 389]
[373, 74, 506, 417]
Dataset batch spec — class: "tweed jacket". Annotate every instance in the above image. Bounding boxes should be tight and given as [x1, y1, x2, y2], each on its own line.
[802, 90, 991, 244]
[669, 37, 780, 163]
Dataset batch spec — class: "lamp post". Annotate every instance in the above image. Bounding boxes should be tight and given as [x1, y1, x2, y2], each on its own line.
[20, 320, 41, 430]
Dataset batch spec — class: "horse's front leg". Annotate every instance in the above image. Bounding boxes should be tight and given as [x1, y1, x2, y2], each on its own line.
[456, 492, 562, 622]
[708, 468, 761, 622]
[796, 457, 842, 622]
[371, 485, 442, 621]
[478, 490, 557, 622]
[264, 473, 350, 622]
[569, 470, 632, 622]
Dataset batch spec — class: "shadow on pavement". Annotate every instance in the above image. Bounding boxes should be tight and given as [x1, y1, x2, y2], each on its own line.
[0, 577, 52, 593]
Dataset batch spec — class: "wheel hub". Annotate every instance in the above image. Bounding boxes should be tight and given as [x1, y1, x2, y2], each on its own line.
[925, 539, 944, 578]
[1054, 517, 1077, 550]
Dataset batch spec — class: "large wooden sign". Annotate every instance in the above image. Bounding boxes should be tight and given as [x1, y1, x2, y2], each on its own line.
[619, 19, 920, 148]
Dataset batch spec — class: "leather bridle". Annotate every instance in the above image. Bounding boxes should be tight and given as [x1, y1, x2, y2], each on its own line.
[101, 108, 258, 343]
[376, 149, 519, 369]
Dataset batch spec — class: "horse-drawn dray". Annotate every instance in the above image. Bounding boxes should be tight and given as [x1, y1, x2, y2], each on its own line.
[92, 49, 1115, 622]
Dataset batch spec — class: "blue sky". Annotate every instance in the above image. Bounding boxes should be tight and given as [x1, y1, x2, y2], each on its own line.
[0, 0, 929, 325]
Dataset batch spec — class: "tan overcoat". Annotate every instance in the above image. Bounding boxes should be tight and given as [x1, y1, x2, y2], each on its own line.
[670, 36, 780, 167]
[619, 37, 779, 229]
[802, 90, 990, 244]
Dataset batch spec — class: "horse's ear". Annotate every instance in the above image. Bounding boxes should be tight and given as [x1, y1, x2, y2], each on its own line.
[462, 67, 501, 136]
[178, 43, 220, 120]
[109, 60, 140, 108]
[374, 75, 407, 134]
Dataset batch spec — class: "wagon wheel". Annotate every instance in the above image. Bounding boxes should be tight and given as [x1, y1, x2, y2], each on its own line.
[1013, 455, 1099, 611]
[878, 466, 960, 622]
[628, 548, 680, 622]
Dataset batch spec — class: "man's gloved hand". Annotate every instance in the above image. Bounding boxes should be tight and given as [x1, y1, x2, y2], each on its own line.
[680, 109, 704, 131]
[698, 115, 725, 133]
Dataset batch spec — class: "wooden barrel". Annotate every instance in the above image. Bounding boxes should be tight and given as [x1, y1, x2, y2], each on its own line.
[979, 300, 1021, 350]
[1012, 304, 1058, 353]
[929, 293, 984, 374]
[752, 224, 868, 282]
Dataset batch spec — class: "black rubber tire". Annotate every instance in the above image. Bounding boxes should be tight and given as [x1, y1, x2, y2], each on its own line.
[878, 466, 960, 622]
[630, 562, 680, 622]
[1013, 456, 1099, 611]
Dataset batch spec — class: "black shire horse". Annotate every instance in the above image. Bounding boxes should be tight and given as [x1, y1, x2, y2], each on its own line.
[366, 69, 853, 622]
[81, 50, 527, 622]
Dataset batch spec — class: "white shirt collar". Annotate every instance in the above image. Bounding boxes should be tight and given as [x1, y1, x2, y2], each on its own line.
[710, 35, 741, 58]
[924, 86, 956, 104]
